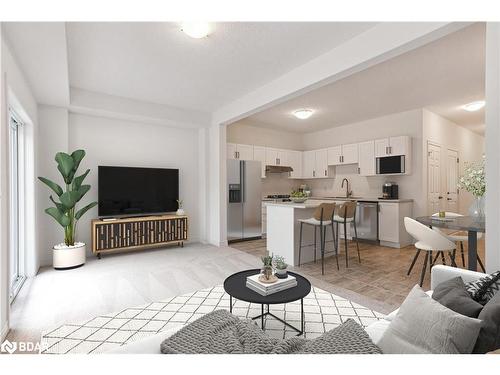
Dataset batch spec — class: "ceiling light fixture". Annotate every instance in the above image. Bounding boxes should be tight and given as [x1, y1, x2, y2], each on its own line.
[293, 109, 314, 120]
[180, 22, 213, 39]
[462, 100, 485, 112]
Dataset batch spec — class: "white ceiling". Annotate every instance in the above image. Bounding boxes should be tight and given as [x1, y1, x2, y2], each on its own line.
[65, 22, 376, 112]
[240, 23, 486, 134]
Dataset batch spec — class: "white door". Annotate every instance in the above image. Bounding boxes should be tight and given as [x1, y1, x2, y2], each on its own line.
[358, 141, 375, 176]
[265, 148, 279, 166]
[302, 151, 316, 178]
[315, 149, 329, 178]
[288, 151, 302, 179]
[276, 149, 288, 166]
[375, 139, 389, 157]
[237, 144, 254, 161]
[378, 202, 399, 243]
[446, 149, 459, 212]
[427, 143, 443, 214]
[342, 143, 359, 164]
[253, 146, 266, 178]
[327, 146, 342, 165]
[227, 143, 237, 159]
[389, 136, 407, 156]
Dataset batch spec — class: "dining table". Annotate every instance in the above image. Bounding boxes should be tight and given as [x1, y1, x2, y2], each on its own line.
[416, 216, 485, 271]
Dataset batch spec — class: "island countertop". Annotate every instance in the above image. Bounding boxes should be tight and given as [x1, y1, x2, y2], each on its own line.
[264, 197, 413, 208]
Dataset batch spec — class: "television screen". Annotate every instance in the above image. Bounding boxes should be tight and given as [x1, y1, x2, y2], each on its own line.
[98, 166, 179, 217]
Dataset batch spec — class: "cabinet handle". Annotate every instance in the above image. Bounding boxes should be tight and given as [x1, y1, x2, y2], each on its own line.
[389, 146, 392, 154]
[339, 156, 342, 163]
[324, 169, 327, 176]
[358, 167, 360, 174]
[313, 170, 315, 177]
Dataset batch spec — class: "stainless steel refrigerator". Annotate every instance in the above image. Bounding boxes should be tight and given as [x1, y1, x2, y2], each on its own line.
[227, 160, 262, 242]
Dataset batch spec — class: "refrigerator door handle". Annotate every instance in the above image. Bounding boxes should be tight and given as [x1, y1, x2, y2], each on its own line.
[241, 161, 245, 203]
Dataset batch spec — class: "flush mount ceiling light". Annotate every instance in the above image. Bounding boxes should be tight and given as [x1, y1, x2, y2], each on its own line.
[293, 109, 314, 120]
[180, 22, 213, 39]
[462, 100, 485, 112]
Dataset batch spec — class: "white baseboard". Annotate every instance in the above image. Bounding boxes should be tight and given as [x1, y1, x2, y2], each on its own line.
[1, 321, 9, 342]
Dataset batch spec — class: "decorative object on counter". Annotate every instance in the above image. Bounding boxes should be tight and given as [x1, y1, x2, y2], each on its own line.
[176, 199, 185, 215]
[439, 210, 446, 218]
[458, 157, 485, 219]
[38, 149, 97, 270]
[273, 255, 288, 278]
[290, 190, 308, 203]
[299, 184, 311, 197]
[261, 254, 274, 280]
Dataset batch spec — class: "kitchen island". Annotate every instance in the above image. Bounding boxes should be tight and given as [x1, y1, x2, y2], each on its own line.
[266, 198, 413, 267]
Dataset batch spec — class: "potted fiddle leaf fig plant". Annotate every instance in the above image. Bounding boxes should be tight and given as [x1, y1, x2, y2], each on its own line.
[38, 150, 97, 270]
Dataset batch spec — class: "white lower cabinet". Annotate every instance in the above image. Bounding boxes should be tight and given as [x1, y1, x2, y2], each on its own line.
[378, 201, 413, 248]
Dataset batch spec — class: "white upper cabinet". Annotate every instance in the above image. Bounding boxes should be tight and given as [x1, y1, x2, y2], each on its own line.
[342, 143, 359, 164]
[253, 146, 267, 178]
[227, 143, 254, 160]
[375, 136, 410, 157]
[358, 140, 376, 176]
[302, 150, 316, 179]
[327, 146, 342, 165]
[315, 149, 330, 178]
[287, 151, 302, 179]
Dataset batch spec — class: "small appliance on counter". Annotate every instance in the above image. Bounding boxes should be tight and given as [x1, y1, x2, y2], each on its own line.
[381, 182, 399, 199]
[265, 194, 291, 202]
[298, 184, 311, 197]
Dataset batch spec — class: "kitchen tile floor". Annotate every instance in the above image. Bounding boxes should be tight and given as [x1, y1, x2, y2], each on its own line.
[230, 237, 486, 311]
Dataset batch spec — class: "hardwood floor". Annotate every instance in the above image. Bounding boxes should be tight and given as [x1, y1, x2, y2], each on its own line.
[231, 236, 486, 311]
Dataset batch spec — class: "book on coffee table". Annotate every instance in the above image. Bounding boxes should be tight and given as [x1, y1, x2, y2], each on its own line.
[246, 273, 297, 296]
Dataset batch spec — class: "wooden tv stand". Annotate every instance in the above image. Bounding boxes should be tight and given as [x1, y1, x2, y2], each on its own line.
[91, 214, 188, 258]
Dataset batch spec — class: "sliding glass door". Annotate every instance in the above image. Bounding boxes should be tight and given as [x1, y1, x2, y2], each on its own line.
[9, 110, 25, 301]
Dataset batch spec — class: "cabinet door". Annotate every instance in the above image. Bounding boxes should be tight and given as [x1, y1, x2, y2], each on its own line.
[378, 203, 399, 243]
[276, 149, 289, 166]
[389, 136, 407, 156]
[315, 149, 329, 178]
[302, 151, 316, 179]
[288, 151, 302, 178]
[375, 139, 390, 157]
[265, 148, 279, 166]
[237, 144, 254, 161]
[253, 146, 267, 178]
[358, 141, 375, 176]
[342, 143, 359, 164]
[327, 146, 342, 165]
[227, 143, 238, 159]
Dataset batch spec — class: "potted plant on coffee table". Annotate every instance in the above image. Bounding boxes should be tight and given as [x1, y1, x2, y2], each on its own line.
[273, 255, 288, 278]
[38, 150, 97, 270]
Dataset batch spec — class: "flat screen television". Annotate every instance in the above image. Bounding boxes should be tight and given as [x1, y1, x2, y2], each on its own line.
[98, 166, 179, 217]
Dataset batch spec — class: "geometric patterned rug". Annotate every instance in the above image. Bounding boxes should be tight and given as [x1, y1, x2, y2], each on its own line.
[40, 285, 385, 354]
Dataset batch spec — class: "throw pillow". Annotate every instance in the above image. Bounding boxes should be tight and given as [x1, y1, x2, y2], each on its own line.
[473, 291, 500, 353]
[377, 285, 482, 354]
[432, 277, 484, 318]
[465, 271, 500, 305]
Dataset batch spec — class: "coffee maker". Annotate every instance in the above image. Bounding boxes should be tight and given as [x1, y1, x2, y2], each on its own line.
[382, 182, 399, 199]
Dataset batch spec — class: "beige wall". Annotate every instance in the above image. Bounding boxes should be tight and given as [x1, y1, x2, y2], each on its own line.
[422, 109, 485, 215]
[227, 121, 303, 150]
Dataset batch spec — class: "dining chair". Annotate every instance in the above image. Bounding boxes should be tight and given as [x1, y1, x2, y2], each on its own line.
[298, 203, 338, 275]
[404, 217, 456, 286]
[431, 212, 486, 272]
[333, 201, 361, 268]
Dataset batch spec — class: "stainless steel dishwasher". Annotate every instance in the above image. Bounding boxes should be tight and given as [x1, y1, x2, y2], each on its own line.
[354, 201, 379, 243]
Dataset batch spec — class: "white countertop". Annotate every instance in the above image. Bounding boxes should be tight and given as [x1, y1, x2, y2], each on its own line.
[265, 196, 413, 209]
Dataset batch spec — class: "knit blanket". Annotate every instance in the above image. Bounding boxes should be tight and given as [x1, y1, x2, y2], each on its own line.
[160, 310, 381, 354]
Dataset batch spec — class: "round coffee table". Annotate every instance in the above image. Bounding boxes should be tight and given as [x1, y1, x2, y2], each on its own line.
[223, 269, 311, 336]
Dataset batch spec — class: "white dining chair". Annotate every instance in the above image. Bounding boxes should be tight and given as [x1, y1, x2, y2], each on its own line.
[431, 212, 486, 272]
[404, 217, 456, 286]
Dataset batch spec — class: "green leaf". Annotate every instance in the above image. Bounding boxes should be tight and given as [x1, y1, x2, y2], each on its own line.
[49, 195, 67, 213]
[59, 191, 80, 209]
[55, 152, 75, 184]
[75, 201, 97, 220]
[72, 169, 90, 190]
[38, 177, 63, 196]
[45, 207, 70, 227]
[76, 185, 91, 202]
[71, 150, 86, 172]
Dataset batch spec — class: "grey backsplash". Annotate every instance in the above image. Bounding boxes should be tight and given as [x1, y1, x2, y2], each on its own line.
[261, 173, 301, 196]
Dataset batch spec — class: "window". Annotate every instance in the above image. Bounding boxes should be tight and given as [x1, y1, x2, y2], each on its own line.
[9, 109, 26, 302]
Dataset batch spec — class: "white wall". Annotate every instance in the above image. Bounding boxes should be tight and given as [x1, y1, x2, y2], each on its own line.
[1, 31, 39, 340]
[227, 121, 303, 150]
[422, 109, 485, 215]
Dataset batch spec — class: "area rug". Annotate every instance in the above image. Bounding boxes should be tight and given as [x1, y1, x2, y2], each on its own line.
[40, 285, 385, 354]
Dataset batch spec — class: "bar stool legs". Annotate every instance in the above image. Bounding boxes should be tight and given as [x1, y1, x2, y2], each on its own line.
[331, 222, 339, 271]
[353, 220, 361, 263]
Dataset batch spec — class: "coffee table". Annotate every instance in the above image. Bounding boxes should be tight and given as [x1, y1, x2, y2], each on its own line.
[223, 269, 311, 336]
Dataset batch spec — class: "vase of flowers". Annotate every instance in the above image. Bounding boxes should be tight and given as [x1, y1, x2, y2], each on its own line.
[176, 199, 185, 216]
[457, 157, 485, 219]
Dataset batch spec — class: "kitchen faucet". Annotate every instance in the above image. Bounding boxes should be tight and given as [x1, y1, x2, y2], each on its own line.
[341, 178, 352, 198]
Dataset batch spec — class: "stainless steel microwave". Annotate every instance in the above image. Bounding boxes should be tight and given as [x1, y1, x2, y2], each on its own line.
[376, 155, 405, 175]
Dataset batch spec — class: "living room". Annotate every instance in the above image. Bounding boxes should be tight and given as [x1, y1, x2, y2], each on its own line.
[1, 0, 500, 372]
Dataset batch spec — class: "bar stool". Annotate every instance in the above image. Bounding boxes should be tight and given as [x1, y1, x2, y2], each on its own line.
[298, 203, 338, 275]
[431, 212, 486, 272]
[404, 217, 456, 286]
[333, 201, 361, 268]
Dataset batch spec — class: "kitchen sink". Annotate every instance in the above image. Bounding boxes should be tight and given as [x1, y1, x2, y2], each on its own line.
[328, 196, 363, 200]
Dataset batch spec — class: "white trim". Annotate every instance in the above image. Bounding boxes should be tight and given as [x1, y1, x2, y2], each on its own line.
[1, 321, 8, 342]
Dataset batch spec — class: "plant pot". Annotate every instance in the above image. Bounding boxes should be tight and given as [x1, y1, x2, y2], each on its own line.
[275, 268, 288, 278]
[262, 266, 273, 280]
[53, 242, 86, 270]
[176, 209, 185, 216]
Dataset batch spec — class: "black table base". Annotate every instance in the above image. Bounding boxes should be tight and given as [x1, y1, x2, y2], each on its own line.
[229, 296, 305, 336]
